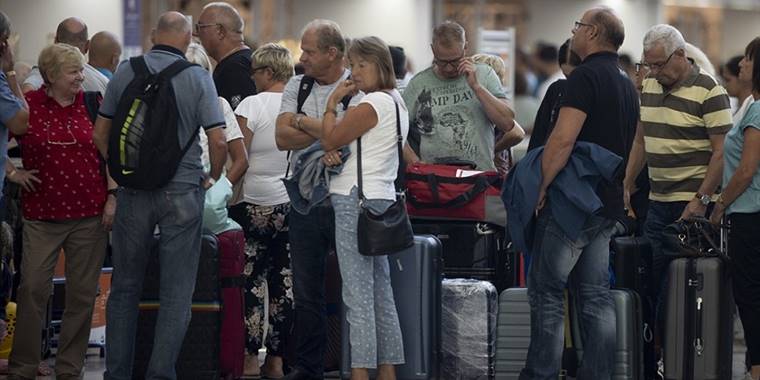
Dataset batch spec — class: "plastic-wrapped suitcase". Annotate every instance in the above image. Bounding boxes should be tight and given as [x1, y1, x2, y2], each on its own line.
[133, 233, 221, 379]
[411, 221, 515, 292]
[341, 235, 442, 380]
[494, 287, 530, 380]
[664, 257, 733, 380]
[441, 278, 497, 380]
[573, 289, 644, 380]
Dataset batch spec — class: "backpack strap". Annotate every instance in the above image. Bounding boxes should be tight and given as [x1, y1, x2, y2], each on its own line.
[83, 91, 101, 124]
[296, 76, 315, 115]
[129, 56, 150, 77]
[156, 59, 197, 82]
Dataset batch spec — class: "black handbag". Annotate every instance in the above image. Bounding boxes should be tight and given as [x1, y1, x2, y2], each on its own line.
[356, 95, 414, 256]
[661, 217, 722, 257]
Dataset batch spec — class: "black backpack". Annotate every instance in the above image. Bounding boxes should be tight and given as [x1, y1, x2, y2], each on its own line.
[107, 56, 198, 190]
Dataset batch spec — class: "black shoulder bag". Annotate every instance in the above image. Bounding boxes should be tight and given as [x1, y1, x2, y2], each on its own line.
[356, 94, 414, 256]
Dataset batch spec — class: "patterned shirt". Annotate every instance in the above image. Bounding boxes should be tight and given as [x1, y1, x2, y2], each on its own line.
[20, 88, 106, 220]
[640, 63, 732, 202]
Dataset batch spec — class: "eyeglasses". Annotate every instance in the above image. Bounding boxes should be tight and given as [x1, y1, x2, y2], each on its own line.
[641, 50, 676, 72]
[194, 22, 221, 34]
[432, 54, 464, 69]
[45, 118, 77, 146]
[573, 21, 595, 32]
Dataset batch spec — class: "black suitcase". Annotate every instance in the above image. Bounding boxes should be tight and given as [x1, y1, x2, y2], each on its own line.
[341, 235, 442, 379]
[494, 287, 530, 380]
[133, 233, 221, 379]
[411, 221, 515, 292]
[664, 257, 733, 380]
[611, 236, 656, 379]
[441, 278, 497, 380]
[573, 289, 644, 380]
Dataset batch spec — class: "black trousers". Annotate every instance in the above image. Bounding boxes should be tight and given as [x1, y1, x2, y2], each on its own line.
[730, 211, 760, 365]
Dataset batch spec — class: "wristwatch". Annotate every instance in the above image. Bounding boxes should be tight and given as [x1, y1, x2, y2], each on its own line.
[695, 192, 711, 206]
[294, 114, 305, 130]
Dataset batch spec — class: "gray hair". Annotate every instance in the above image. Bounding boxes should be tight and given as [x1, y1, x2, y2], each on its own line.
[202, 2, 244, 34]
[302, 19, 345, 58]
[643, 24, 686, 55]
[186, 42, 212, 72]
[432, 21, 466, 48]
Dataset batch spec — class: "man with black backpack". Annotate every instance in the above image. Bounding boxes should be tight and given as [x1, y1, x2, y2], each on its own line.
[92, 11, 227, 380]
[275, 19, 361, 380]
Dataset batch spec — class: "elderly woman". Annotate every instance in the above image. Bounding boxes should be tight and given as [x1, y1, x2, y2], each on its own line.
[710, 37, 760, 380]
[228, 43, 294, 379]
[321, 36, 406, 380]
[8, 43, 114, 380]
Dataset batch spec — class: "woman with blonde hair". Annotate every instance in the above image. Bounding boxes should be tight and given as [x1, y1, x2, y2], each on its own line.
[320, 36, 406, 380]
[229, 42, 295, 379]
[8, 42, 114, 380]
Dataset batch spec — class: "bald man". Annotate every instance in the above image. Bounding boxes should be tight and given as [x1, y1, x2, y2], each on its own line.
[518, 6, 638, 380]
[21, 17, 110, 94]
[93, 11, 227, 380]
[195, 2, 256, 108]
[89, 31, 122, 80]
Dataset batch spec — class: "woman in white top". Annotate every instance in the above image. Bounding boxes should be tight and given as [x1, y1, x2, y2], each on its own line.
[321, 36, 407, 380]
[229, 43, 294, 379]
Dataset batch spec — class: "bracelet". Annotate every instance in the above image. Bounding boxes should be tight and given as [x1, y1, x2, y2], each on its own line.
[4, 70, 16, 77]
[294, 114, 304, 130]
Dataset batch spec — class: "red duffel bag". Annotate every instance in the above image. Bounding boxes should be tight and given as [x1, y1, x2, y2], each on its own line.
[405, 161, 507, 226]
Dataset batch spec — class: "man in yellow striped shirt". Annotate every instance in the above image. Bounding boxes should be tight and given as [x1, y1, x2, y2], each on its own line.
[623, 23, 731, 368]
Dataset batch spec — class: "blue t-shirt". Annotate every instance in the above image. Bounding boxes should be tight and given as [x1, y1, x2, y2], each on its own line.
[0, 72, 21, 193]
[99, 45, 225, 186]
[724, 100, 760, 215]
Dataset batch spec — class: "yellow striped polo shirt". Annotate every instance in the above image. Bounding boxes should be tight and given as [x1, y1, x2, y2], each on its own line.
[640, 64, 732, 202]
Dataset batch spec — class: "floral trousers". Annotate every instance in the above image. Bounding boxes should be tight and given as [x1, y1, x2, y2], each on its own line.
[229, 202, 294, 356]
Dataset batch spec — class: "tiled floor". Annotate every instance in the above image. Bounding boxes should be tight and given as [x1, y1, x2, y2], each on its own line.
[0, 320, 753, 379]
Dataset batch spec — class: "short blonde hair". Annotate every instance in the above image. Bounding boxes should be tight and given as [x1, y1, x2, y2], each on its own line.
[251, 43, 294, 83]
[348, 36, 395, 90]
[472, 53, 507, 86]
[38, 43, 85, 84]
[186, 42, 212, 72]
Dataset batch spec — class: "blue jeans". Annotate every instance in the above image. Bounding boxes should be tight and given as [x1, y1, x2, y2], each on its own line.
[520, 208, 616, 380]
[331, 188, 404, 368]
[104, 182, 204, 380]
[643, 200, 687, 344]
[288, 199, 336, 377]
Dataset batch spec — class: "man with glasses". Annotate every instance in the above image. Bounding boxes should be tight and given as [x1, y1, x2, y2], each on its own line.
[623, 24, 732, 361]
[196, 2, 256, 109]
[520, 6, 638, 379]
[402, 20, 515, 170]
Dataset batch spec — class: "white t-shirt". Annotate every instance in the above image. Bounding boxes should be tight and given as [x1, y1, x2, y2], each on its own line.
[200, 97, 243, 171]
[235, 92, 290, 206]
[330, 90, 409, 200]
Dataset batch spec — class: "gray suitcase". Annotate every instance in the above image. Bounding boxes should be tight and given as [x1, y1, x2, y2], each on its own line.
[441, 278, 498, 380]
[664, 257, 733, 380]
[341, 235, 442, 379]
[573, 288, 644, 380]
[494, 287, 530, 380]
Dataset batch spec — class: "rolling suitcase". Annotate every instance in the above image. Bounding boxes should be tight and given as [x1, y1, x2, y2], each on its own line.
[411, 221, 515, 292]
[664, 257, 733, 380]
[611, 236, 656, 379]
[573, 289, 644, 380]
[441, 278, 497, 380]
[133, 233, 221, 379]
[494, 287, 530, 379]
[217, 229, 246, 379]
[341, 235, 442, 379]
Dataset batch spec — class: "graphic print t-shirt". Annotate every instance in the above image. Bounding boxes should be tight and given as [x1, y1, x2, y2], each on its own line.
[402, 64, 506, 170]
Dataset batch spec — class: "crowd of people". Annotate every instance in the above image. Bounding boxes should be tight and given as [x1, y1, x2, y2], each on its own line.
[0, 2, 757, 380]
